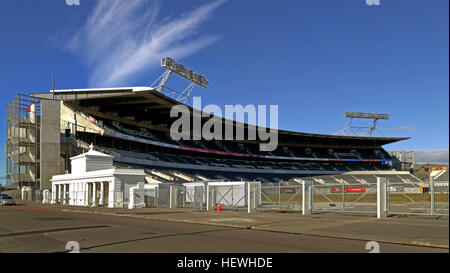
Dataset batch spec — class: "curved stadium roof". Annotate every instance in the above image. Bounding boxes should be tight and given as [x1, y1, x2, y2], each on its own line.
[32, 86, 409, 148]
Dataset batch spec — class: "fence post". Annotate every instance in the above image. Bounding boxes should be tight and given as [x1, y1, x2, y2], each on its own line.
[430, 177, 435, 216]
[278, 182, 281, 210]
[341, 180, 345, 212]
[247, 182, 256, 213]
[206, 184, 212, 211]
[302, 181, 312, 215]
[377, 177, 387, 219]
[169, 185, 176, 209]
[199, 186, 203, 210]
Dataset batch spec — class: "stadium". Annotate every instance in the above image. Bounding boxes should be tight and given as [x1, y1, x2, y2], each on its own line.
[6, 58, 425, 198]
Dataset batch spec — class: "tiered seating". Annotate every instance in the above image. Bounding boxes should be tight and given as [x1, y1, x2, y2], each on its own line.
[313, 149, 332, 159]
[112, 157, 423, 185]
[92, 118, 393, 165]
[338, 175, 360, 185]
[358, 149, 379, 160]
[290, 148, 309, 158]
[435, 170, 449, 181]
[357, 175, 377, 184]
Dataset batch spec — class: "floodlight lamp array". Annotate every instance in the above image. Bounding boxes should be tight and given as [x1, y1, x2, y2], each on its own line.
[161, 57, 208, 88]
[344, 112, 389, 120]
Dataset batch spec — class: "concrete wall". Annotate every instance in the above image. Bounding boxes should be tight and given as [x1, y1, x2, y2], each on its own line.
[60, 102, 104, 134]
[40, 100, 61, 190]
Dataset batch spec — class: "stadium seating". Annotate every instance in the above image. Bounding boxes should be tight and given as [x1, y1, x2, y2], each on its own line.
[434, 170, 449, 182]
[75, 116, 419, 185]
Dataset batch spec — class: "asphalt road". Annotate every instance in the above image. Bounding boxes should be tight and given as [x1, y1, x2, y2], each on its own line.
[0, 205, 446, 253]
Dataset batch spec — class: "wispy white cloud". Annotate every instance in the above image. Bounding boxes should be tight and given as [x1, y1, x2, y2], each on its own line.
[65, 0, 225, 87]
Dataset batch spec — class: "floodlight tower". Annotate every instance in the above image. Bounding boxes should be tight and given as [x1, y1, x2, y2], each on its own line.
[335, 112, 390, 137]
[150, 57, 209, 104]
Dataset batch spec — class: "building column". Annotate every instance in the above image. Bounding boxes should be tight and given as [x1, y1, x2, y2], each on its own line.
[59, 184, 63, 204]
[78, 182, 83, 206]
[108, 179, 115, 208]
[86, 182, 90, 206]
[58, 184, 62, 204]
[83, 182, 88, 207]
[67, 183, 71, 205]
[62, 184, 67, 205]
[79, 182, 83, 206]
[51, 184, 56, 204]
[73, 183, 77, 206]
[99, 182, 105, 207]
[92, 182, 97, 207]
[68, 183, 72, 205]
[57, 184, 61, 204]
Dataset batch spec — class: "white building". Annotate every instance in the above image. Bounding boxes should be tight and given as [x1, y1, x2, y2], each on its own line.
[51, 144, 147, 208]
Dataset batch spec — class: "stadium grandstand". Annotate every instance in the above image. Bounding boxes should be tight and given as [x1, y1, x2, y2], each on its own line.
[6, 86, 423, 192]
[430, 167, 449, 182]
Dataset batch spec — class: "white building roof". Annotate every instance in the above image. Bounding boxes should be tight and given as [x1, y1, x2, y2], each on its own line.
[50, 86, 154, 93]
[51, 168, 146, 182]
[70, 144, 113, 160]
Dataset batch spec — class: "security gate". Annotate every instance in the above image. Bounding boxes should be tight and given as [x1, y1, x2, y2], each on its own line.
[387, 180, 449, 216]
[185, 186, 205, 209]
[174, 186, 186, 208]
[206, 182, 260, 211]
[144, 188, 157, 207]
[214, 185, 247, 210]
[258, 184, 302, 211]
[434, 182, 449, 216]
[311, 182, 378, 214]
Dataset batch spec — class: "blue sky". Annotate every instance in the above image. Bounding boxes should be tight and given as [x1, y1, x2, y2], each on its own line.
[0, 0, 448, 184]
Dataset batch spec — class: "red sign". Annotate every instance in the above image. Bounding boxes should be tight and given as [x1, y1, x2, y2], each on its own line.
[331, 187, 366, 193]
[347, 187, 365, 193]
[429, 166, 448, 170]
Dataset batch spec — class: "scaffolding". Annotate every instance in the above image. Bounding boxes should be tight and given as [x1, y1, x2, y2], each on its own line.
[6, 94, 41, 189]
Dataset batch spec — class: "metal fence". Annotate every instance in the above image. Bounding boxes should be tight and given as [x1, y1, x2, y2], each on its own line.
[28, 180, 450, 217]
[434, 182, 449, 216]
[258, 184, 303, 211]
[184, 185, 206, 209]
[152, 185, 171, 208]
[387, 180, 449, 216]
[311, 182, 378, 214]
[208, 183, 249, 211]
